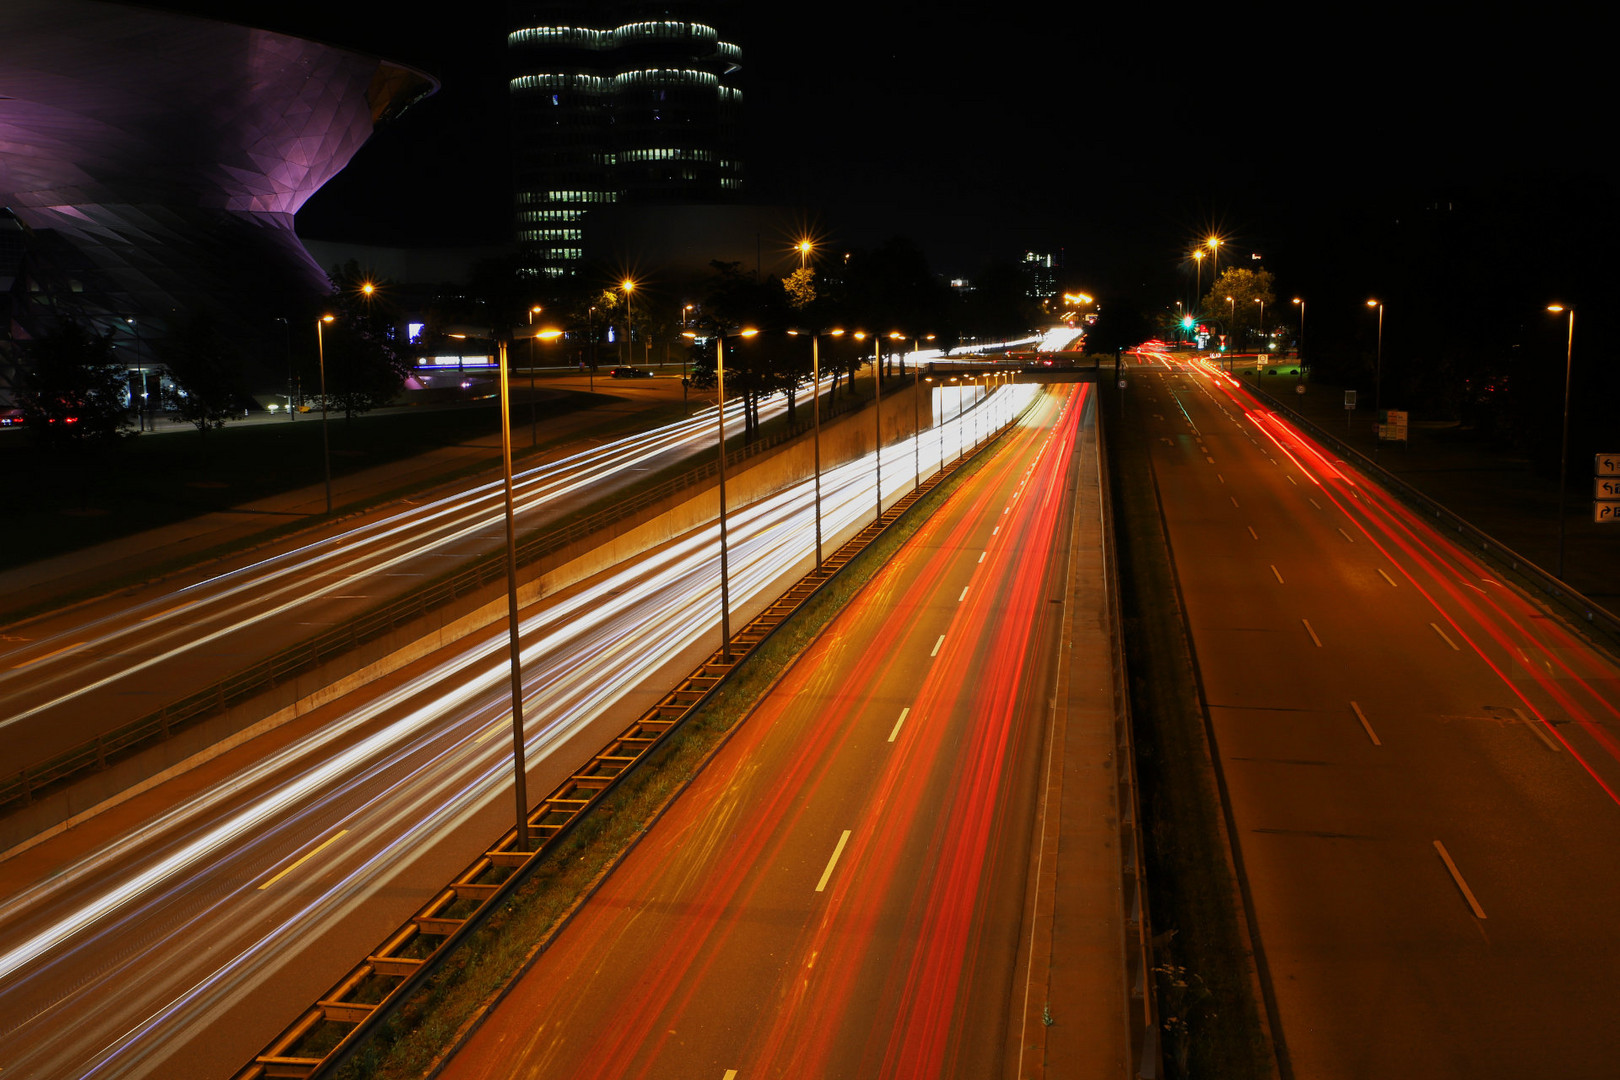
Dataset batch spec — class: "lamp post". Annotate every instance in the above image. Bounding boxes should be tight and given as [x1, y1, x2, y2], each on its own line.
[526, 305, 543, 446]
[865, 333, 883, 522]
[315, 314, 335, 514]
[1367, 299, 1384, 458]
[712, 325, 757, 660]
[1192, 248, 1205, 308]
[1255, 298, 1265, 358]
[888, 331, 934, 491]
[1226, 296, 1235, 370]
[1207, 235, 1222, 281]
[620, 278, 637, 367]
[1548, 304, 1575, 580]
[787, 327, 842, 566]
[494, 332, 531, 851]
[1292, 297, 1305, 376]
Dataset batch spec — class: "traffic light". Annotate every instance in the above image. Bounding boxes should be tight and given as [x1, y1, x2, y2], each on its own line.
[1181, 316, 1195, 330]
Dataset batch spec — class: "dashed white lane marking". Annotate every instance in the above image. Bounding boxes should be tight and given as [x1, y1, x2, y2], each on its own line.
[888, 707, 910, 743]
[1433, 840, 1487, 919]
[1302, 619, 1323, 647]
[958, 586, 970, 602]
[1377, 568, 1399, 587]
[1337, 527, 1356, 543]
[1350, 701, 1381, 746]
[1430, 622, 1461, 651]
[1308, 498, 1322, 510]
[979, 551, 987, 563]
[1247, 526, 1259, 540]
[931, 635, 945, 657]
[1271, 565, 1285, 584]
[816, 830, 853, 893]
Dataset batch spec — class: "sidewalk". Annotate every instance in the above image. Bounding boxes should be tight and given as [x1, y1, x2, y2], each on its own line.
[1249, 368, 1618, 609]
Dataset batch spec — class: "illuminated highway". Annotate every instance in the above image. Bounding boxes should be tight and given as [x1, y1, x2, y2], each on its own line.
[0, 384, 827, 767]
[0, 384, 1035, 1080]
[437, 385, 1091, 1080]
[1128, 352, 1620, 1077]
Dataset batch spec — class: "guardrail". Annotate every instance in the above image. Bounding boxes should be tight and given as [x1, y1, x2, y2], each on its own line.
[1, 396, 867, 816]
[234, 392, 1040, 1080]
[1245, 378, 1620, 648]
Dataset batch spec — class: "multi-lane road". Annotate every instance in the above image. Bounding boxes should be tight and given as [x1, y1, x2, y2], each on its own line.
[1126, 352, 1620, 1077]
[437, 384, 1104, 1080]
[0, 385, 821, 772]
[0, 383, 1034, 1080]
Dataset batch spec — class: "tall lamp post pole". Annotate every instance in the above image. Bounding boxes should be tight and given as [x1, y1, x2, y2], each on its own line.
[315, 314, 335, 514]
[713, 326, 758, 660]
[870, 334, 883, 522]
[1292, 297, 1305, 376]
[1367, 299, 1384, 459]
[495, 333, 530, 851]
[1549, 304, 1575, 580]
[527, 305, 542, 446]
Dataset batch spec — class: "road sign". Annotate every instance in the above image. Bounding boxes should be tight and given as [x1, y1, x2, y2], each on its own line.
[1598, 478, 1620, 501]
[1295, 384, 1306, 395]
[1597, 502, 1620, 524]
[1344, 390, 1357, 410]
[1596, 453, 1620, 476]
[1379, 408, 1408, 443]
[1117, 379, 1127, 389]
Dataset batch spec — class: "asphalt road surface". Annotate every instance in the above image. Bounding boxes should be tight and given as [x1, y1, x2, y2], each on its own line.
[436, 386, 1095, 1080]
[1126, 351, 1620, 1078]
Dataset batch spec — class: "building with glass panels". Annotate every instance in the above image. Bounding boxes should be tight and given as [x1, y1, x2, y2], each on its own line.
[508, 2, 744, 279]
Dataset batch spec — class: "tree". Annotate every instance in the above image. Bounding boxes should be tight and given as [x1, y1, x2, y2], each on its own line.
[1200, 267, 1275, 349]
[782, 266, 816, 311]
[13, 318, 130, 447]
[161, 311, 247, 434]
[317, 264, 410, 420]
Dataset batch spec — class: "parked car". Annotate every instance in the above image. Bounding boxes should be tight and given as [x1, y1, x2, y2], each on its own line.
[609, 366, 653, 379]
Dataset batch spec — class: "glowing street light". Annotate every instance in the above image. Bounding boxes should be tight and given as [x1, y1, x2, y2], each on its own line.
[786, 327, 843, 565]
[526, 305, 544, 447]
[1292, 297, 1306, 374]
[494, 329, 530, 851]
[314, 314, 335, 514]
[1367, 299, 1384, 458]
[796, 238, 814, 268]
[620, 278, 637, 366]
[713, 325, 758, 660]
[1548, 303, 1575, 579]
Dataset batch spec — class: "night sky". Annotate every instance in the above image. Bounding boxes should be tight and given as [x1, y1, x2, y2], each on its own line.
[155, 4, 1609, 323]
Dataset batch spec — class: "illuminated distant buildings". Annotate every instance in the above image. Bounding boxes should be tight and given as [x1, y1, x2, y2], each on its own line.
[507, 2, 745, 279]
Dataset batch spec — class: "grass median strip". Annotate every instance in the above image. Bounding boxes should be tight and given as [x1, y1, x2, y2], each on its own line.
[328, 422, 1018, 1080]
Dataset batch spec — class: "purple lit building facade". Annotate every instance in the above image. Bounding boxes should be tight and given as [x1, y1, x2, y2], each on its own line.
[0, 0, 435, 376]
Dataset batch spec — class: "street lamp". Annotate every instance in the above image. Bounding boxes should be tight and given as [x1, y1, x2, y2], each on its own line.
[787, 327, 843, 566]
[494, 330, 531, 851]
[526, 305, 544, 447]
[713, 325, 758, 661]
[1207, 235, 1222, 280]
[797, 238, 814, 268]
[1291, 298, 1305, 375]
[855, 332, 884, 523]
[1548, 304, 1575, 580]
[620, 278, 637, 367]
[1366, 299, 1385, 458]
[1192, 248, 1205, 306]
[314, 314, 335, 514]
[1226, 296, 1235, 369]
